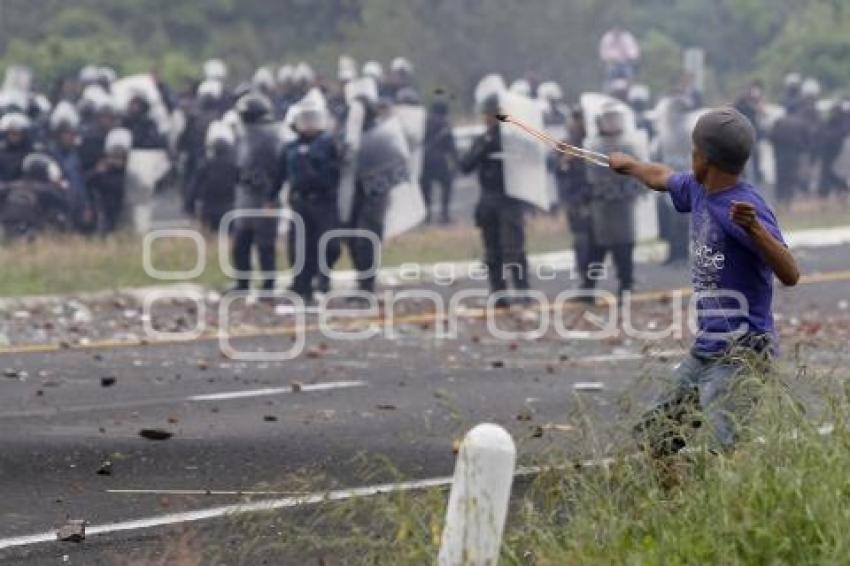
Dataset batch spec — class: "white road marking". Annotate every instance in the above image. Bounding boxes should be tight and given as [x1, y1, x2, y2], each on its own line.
[0, 476, 454, 551]
[187, 380, 366, 402]
[0, 423, 836, 552]
[0, 380, 368, 419]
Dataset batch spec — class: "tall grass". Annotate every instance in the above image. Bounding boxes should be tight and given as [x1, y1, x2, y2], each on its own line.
[161, 359, 850, 565]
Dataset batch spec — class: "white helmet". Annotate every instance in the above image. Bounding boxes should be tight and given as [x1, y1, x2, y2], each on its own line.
[784, 72, 802, 88]
[105, 127, 132, 154]
[197, 79, 223, 100]
[293, 101, 327, 133]
[22, 153, 62, 183]
[78, 84, 110, 112]
[79, 65, 100, 85]
[205, 120, 236, 149]
[537, 81, 563, 102]
[277, 64, 295, 85]
[390, 57, 413, 74]
[50, 100, 81, 131]
[0, 89, 28, 113]
[0, 112, 31, 133]
[293, 62, 316, 85]
[627, 84, 651, 104]
[801, 77, 821, 98]
[252, 67, 275, 91]
[509, 79, 532, 97]
[362, 61, 384, 81]
[203, 59, 228, 82]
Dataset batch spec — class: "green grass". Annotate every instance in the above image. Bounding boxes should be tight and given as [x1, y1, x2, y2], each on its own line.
[0, 199, 847, 298]
[180, 363, 850, 565]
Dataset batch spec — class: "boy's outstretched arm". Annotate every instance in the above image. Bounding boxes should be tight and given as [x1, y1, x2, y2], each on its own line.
[730, 201, 800, 286]
[609, 152, 675, 192]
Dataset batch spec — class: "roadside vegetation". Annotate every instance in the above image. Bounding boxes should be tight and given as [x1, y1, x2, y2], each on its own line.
[134, 354, 850, 565]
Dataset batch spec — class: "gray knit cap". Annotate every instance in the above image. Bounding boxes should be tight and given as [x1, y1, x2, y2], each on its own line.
[692, 106, 756, 174]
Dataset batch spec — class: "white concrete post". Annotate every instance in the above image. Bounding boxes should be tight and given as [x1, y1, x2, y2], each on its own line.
[438, 423, 516, 566]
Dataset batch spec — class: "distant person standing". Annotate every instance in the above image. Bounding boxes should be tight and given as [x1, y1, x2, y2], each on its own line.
[769, 108, 809, 205]
[599, 26, 641, 82]
[817, 101, 850, 199]
[420, 94, 458, 224]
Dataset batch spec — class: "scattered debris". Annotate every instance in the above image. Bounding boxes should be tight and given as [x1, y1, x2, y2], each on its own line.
[542, 423, 577, 433]
[57, 519, 86, 543]
[573, 382, 605, 392]
[96, 460, 113, 476]
[100, 376, 117, 387]
[138, 429, 173, 441]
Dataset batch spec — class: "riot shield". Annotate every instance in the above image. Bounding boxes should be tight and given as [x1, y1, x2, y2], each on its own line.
[125, 149, 171, 234]
[345, 77, 379, 105]
[654, 96, 694, 171]
[357, 116, 427, 240]
[338, 100, 365, 224]
[498, 90, 552, 211]
[581, 92, 656, 240]
[394, 103, 427, 182]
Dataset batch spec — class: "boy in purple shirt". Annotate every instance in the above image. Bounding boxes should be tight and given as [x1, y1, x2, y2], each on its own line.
[609, 107, 800, 453]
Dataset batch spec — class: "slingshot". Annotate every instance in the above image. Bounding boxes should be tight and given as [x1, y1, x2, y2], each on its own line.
[496, 113, 610, 168]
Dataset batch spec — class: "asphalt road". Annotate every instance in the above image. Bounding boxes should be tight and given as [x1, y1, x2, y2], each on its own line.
[1, 243, 849, 565]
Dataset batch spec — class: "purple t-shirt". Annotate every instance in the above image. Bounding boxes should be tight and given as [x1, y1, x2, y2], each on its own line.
[667, 173, 787, 355]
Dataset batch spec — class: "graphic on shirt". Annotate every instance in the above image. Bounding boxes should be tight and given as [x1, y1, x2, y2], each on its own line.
[691, 206, 725, 293]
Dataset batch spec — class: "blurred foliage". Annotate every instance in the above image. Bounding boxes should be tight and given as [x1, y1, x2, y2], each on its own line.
[0, 0, 848, 103]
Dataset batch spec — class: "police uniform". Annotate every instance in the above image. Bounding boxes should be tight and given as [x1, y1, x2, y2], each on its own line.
[461, 121, 530, 297]
[585, 135, 641, 296]
[281, 131, 341, 301]
[0, 159, 69, 242]
[231, 95, 283, 292]
[420, 100, 458, 224]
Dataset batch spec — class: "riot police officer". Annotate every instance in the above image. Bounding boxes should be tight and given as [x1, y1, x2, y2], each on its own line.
[0, 153, 69, 241]
[460, 94, 530, 306]
[230, 92, 283, 294]
[281, 103, 341, 303]
[585, 104, 642, 300]
[420, 94, 458, 224]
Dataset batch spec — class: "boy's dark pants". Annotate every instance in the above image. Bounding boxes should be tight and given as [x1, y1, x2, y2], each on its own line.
[635, 348, 769, 457]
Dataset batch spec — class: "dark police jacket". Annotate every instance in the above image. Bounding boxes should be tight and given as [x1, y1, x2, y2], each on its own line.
[282, 132, 340, 204]
[460, 124, 505, 199]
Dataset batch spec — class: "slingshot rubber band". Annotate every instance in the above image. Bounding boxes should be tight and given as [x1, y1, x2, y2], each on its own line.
[496, 113, 610, 168]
